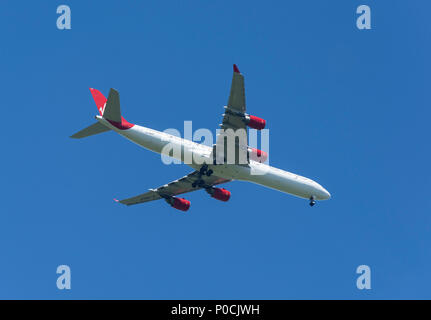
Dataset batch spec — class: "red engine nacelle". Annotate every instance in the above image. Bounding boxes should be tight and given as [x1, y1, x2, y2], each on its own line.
[169, 197, 191, 211]
[248, 148, 268, 163]
[210, 187, 231, 202]
[245, 115, 266, 130]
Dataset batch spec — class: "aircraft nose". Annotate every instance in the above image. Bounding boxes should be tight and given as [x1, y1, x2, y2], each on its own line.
[315, 184, 331, 200]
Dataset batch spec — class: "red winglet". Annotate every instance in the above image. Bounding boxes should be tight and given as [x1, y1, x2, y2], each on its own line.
[233, 64, 240, 73]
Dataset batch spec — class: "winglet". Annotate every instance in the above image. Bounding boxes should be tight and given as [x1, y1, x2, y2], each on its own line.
[233, 64, 240, 73]
[114, 198, 119, 203]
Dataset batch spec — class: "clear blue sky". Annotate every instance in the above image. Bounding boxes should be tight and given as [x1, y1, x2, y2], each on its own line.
[1, 1, 430, 299]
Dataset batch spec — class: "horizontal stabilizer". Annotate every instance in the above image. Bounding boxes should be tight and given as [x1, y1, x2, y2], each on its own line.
[70, 122, 110, 139]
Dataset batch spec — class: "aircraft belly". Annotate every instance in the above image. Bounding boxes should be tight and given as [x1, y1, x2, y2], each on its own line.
[252, 173, 313, 199]
[120, 126, 212, 165]
[121, 126, 167, 154]
[216, 163, 319, 200]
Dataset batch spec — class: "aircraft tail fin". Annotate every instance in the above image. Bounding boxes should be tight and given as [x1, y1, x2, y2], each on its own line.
[70, 88, 131, 139]
[89, 87, 122, 122]
[70, 122, 110, 139]
[89, 88, 107, 116]
[102, 88, 122, 122]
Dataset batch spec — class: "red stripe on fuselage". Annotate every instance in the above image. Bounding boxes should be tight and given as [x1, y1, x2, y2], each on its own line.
[107, 117, 134, 130]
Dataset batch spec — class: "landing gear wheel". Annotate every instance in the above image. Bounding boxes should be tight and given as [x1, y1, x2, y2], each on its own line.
[192, 182, 197, 188]
[309, 196, 316, 207]
[206, 169, 213, 177]
[199, 164, 209, 175]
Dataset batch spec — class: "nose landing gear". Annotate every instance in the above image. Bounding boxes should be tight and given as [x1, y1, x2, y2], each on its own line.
[309, 196, 316, 207]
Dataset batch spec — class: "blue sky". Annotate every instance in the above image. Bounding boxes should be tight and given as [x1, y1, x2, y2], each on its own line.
[1, 1, 430, 299]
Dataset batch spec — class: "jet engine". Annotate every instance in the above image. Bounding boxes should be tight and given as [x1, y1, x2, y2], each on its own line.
[248, 147, 268, 163]
[166, 196, 190, 211]
[207, 187, 231, 202]
[245, 114, 266, 130]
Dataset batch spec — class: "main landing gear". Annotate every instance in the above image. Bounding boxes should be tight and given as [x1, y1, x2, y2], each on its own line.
[309, 196, 316, 207]
[192, 164, 213, 188]
[199, 164, 213, 177]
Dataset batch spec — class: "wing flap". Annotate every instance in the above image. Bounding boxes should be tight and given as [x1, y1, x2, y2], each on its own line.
[118, 190, 162, 206]
[220, 109, 247, 131]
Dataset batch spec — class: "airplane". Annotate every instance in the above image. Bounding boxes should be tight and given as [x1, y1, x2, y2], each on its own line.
[71, 64, 331, 211]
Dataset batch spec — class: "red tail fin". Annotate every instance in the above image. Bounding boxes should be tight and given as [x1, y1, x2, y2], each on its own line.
[89, 88, 107, 116]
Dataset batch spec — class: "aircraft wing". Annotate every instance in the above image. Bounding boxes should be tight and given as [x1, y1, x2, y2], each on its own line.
[219, 64, 247, 133]
[214, 64, 249, 164]
[117, 171, 231, 206]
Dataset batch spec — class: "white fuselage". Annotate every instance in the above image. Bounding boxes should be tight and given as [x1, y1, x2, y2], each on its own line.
[97, 116, 331, 201]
